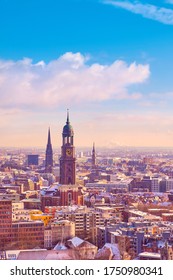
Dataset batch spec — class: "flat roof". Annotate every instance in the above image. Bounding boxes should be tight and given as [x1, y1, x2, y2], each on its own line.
[162, 213, 173, 216]
[139, 252, 161, 259]
[95, 206, 113, 210]
[21, 199, 40, 202]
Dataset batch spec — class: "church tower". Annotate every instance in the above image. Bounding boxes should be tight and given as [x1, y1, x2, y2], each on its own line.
[45, 127, 53, 173]
[59, 110, 76, 185]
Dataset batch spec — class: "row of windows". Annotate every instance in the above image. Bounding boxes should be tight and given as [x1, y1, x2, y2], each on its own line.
[0, 235, 11, 238]
[12, 223, 43, 228]
[19, 233, 43, 237]
[0, 208, 11, 213]
[11, 229, 43, 234]
[0, 225, 11, 228]
[12, 217, 30, 220]
[14, 238, 44, 242]
[0, 211, 11, 214]
[0, 202, 11, 205]
[0, 216, 12, 220]
[0, 219, 12, 222]
[0, 229, 11, 233]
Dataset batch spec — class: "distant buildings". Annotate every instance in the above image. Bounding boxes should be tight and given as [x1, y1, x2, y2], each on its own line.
[27, 154, 39, 166]
[2, 113, 173, 259]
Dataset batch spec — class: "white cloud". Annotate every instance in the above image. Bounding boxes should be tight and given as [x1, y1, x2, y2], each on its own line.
[0, 52, 149, 110]
[103, 0, 173, 25]
[166, 0, 173, 4]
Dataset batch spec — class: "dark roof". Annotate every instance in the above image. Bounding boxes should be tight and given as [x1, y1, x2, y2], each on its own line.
[62, 110, 74, 137]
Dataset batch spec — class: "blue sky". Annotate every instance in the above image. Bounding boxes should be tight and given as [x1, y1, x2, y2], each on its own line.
[1, 0, 173, 147]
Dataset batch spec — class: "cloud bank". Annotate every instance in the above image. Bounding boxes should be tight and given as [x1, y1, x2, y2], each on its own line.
[0, 52, 149, 110]
[103, 0, 173, 25]
[166, 1, 173, 4]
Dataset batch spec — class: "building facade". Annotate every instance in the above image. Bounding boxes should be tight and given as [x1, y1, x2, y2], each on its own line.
[0, 198, 12, 250]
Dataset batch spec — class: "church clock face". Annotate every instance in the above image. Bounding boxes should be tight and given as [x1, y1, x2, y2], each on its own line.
[66, 148, 72, 157]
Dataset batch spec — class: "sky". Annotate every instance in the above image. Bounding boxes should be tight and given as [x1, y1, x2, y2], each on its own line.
[1, 0, 173, 148]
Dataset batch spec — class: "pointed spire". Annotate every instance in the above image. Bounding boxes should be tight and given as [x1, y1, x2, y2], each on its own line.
[47, 127, 51, 145]
[92, 142, 95, 153]
[45, 127, 53, 173]
[66, 109, 70, 124]
[92, 142, 96, 169]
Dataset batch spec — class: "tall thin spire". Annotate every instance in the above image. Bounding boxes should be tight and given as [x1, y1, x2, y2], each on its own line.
[66, 109, 70, 124]
[92, 142, 95, 153]
[47, 127, 51, 145]
[92, 142, 96, 169]
[45, 127, 53, 173]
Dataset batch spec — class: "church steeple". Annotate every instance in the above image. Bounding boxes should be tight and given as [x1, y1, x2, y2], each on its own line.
[60, 111, 76, 185]
[66, 108, 70, 124]
[62, 109, 74, 145]
[45, 127, 53, 173]
[47, 127, 51, 145]
[92, 142, 96, 169]
[92, 142, 95, 153]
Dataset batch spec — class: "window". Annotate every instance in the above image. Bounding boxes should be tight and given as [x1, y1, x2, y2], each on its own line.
[68, 192, 72, 205]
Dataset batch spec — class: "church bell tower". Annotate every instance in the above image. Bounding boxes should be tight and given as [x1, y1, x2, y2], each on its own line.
[59, 110, 76, 185]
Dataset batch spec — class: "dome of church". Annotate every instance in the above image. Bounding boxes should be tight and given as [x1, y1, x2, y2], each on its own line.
[63, 123, 74, 136]
[62, 110, 74, 136]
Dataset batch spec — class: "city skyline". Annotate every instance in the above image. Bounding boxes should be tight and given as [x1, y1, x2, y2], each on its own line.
[1, 0, 173, 147]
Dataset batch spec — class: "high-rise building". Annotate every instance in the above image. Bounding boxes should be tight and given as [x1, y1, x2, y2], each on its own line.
[151, 178, 161, 193]
[11, 221, 44, 249]
[0, 198, 12, 250]
[166, 179, 173, 192]
[59, 110, 76, 185]
[45, 127, 53, 173]
[55, 206, 104, 244]
[51, 220, 75, 247]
